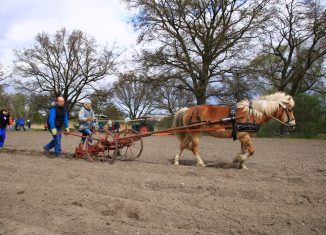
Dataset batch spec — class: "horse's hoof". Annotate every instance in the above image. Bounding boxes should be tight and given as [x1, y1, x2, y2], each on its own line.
[174, 161, 179, 165]
[239, 162, 249, 170]
[234, 154, 247, 163]
[197, 162, 206, 167]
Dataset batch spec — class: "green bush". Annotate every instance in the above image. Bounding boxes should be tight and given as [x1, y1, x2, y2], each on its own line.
[291, 94, 326, 139]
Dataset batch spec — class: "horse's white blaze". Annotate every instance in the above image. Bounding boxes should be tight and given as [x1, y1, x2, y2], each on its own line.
[289, 120, 296, 127]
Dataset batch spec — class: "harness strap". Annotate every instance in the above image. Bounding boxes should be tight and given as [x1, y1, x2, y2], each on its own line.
[188, 107, 201, 124]
[247, 103, 256, 125]
[229, 104, 237, 141]
[250, 105, 292, 126]
[231, 119, 237, 141]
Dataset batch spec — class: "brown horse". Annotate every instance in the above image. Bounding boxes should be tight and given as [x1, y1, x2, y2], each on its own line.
[172, 92, 296, 169]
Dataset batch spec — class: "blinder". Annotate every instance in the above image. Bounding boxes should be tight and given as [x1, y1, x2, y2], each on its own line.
[280, 105, 296, 129]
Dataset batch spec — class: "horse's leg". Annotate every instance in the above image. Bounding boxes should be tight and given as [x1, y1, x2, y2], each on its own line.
[174, 134, 191, 165]
[240, 142, 245, 154]
[190, 133, 205, 167]
[233, 135, 255, 169]
[233, 136, 247, 163]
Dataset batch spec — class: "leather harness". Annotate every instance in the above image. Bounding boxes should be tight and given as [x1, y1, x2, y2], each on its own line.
[187, 104, 261, 141]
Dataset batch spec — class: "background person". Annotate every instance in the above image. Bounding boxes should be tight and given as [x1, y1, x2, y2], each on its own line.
[43, 97, 69, 157]
[114, 121, 120, 133]
[14, 118, 19, 131]
[78, 99, 96, 145]
[107, 119, 113, 131]
[8, 117, 14, 130]
[19, 118, 26, 131]
[27, 119, 31, 131]
[0, 109, 10, 149]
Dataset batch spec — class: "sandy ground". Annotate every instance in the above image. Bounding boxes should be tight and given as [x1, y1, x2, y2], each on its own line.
[0, 131, 325, 235]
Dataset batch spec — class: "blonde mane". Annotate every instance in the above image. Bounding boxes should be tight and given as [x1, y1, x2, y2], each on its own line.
[237, 92, 295, 118]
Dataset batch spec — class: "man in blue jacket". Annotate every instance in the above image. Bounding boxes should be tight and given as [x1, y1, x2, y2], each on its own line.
[43, 97, 69, 156]
[19, 118, 26, 131]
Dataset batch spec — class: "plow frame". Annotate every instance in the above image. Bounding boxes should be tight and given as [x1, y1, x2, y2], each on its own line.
[63, 116, 241, 163]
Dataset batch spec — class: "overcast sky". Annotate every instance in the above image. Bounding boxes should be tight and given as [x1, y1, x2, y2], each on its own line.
[0, 0, 138, 68]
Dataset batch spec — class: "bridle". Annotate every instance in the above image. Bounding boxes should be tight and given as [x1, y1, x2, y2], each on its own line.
[278, 103, 296, 128]
[250, 103, 295, 128]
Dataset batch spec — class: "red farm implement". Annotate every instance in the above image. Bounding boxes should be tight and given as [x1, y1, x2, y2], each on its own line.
[61, 116, 241, 163]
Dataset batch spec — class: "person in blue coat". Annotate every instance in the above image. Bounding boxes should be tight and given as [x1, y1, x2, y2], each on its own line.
[15, 118, 19, 131]
[43, 97, 69, 156]
[0, 109, 10, 149]
[19, 118, 26, 131]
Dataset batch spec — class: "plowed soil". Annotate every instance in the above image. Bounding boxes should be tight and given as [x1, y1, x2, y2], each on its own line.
[0, 131, 325, 235]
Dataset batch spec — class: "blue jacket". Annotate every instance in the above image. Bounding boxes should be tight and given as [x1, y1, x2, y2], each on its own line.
[48, 106, 68, 130]
[19, 119, 25, 125]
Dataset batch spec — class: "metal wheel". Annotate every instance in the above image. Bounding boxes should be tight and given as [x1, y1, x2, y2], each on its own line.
[116, 129, 143, 161]
[85, 129, 118, 163]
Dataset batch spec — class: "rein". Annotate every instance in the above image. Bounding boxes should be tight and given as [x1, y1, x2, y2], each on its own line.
[248, 105, 293, 127]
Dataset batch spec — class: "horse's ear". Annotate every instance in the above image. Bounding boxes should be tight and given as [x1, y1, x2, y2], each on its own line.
[279, 102, 286, 108]
[287, 96, 295, 107]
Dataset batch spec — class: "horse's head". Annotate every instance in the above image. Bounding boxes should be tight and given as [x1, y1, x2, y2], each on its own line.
[278, 98, 296, 130]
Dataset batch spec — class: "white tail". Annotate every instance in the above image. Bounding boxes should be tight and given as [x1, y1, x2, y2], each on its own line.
[172, 107, 189, 140]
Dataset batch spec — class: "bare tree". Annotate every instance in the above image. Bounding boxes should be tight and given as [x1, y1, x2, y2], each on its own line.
[210, 73, 256, 103]
[90, 89, 114, 114]
[14, 28, 118, 113]
[250, 0, 326, 95]
[124, 0, 271, 104]
[0, 63, 5, 84]
[0, 93, 29, 119]
[154, 78, 195, 114]
[0, 63, 10, 107]
[0, 64, 5, 99]
[28, 93, 52, 114]
[88, 89, 124, 119]
[113, 73, 157, 119]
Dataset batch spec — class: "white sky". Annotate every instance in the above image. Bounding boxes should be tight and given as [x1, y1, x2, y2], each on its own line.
[0, 0, 138, 69]
[1, 0, 326, 71]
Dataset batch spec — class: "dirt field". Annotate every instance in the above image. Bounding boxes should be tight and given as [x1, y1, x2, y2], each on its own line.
[0, 131, 325, 235]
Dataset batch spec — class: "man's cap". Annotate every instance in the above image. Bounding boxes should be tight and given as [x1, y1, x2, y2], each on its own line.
[84, 99, 91, 104]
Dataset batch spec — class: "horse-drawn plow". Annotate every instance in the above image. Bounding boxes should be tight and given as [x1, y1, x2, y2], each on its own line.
[61, 116, 241, 163]
[61, 92, 296, 167]
[66, 128, 143, 163]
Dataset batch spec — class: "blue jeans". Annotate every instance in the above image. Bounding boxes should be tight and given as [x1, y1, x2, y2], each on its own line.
[81, 128, 92, 143]
[0, 128, 6, 147]
[44, 127, 62, 156]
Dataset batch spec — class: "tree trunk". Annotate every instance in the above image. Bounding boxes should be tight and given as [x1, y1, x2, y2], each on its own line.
[194, 72, 208, 105]
[195, 89, 207, 105]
